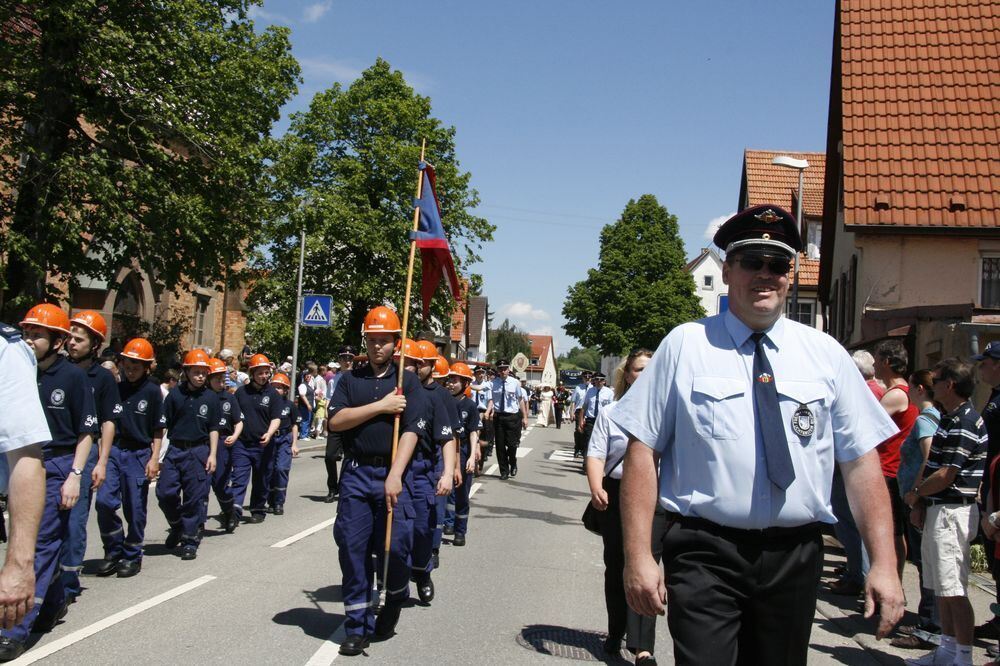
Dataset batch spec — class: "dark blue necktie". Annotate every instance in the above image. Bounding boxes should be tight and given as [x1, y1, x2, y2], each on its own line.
[751, 332, 795, 490]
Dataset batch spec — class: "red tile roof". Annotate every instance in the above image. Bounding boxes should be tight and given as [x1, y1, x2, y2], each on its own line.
[839, 0, 1000, 229]
[797, 256, 820, 288]
[743, 150, 826, 216]
[449, 280, 470, 343]
[526, 334, 553, 370]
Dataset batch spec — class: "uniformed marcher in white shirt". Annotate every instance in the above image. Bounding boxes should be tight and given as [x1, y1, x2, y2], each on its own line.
[577, 372, 614, 471]
[572, 371, 593, 458]
[611, 204, 905, 665]
[485, 360, 527, 480]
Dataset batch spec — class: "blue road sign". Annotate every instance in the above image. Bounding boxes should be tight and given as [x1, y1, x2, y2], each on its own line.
[301, 294, 333, 328]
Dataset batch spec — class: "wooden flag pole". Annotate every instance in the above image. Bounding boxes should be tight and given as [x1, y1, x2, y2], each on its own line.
[381, 138, 426, 594]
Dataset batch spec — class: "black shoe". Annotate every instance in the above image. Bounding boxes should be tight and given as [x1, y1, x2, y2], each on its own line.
[635, 655, 657, 666]
[180, 546, 197, 561]
[511, 465, 518, 477]
[324, 492, 338, 503]
[225, 511, 239, 534]
[94, 558, 119, 577]
[0, 637, 25, 661]
[976, 617, 1000, 639]
[432, 549, 440, 569]
[164, 529, 181, 549]
[417, 576, 435, 603]
[374, 603, 402, 637]
[116, 559, 141, 578]
[443, 525, 454, 536]
[338, 634, 369, 656]
[272, 505, 284, 516]
[500, 473, 509, 480]
[33, 598, 70, 633]
[603, 636, 621, 656]
[453, 533, 466, 547]
[247, 513, 265, 524]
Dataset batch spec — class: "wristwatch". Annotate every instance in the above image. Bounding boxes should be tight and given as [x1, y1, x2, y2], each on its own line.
[70, 468, 83, 477]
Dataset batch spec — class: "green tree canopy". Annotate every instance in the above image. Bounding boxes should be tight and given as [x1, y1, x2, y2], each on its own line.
[562, 194, 704, 355]
[557, 346, 601, 371]
[487, 319, 531, 364]
[0, 1, 300, 318]
[246, 59, 494, 358]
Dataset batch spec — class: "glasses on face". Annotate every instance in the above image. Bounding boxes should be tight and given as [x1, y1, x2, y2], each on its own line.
[735, 255, 792, 276]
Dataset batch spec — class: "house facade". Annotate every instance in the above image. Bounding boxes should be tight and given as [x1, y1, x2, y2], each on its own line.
[685, 248, 728, 317]
[525, 334, 557, 388]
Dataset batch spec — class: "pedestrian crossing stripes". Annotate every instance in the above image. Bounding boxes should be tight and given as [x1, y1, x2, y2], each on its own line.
[548, 450, 577, 462]
[469, 482, 483, 497]
[515, 447, 532, 458]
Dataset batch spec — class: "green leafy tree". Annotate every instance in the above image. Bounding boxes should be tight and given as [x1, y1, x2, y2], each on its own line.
[0, 2, 300, 318]
[487, 319, 531, 364]
[557, 346, 601, 371]
[563, 195, 704, 355]
[247, 59, 494, 354]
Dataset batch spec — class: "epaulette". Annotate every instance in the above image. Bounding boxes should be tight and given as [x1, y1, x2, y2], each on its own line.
[0, 323, 21, 342]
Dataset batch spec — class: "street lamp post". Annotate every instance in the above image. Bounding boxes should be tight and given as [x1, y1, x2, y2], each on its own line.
[771, 155, 809, 322]
[290, 227, 306, 385]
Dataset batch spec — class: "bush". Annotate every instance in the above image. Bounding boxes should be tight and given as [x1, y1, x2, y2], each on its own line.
[971, 543, 989, 574]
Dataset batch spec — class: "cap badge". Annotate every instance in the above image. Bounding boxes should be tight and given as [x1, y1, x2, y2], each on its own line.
[757, 372, 773, 384]
[755, 209, 780, 223]
[762, 233, 771, 240]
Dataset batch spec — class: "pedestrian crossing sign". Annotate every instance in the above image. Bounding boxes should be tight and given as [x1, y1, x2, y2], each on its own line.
[301, 294, 333, 327]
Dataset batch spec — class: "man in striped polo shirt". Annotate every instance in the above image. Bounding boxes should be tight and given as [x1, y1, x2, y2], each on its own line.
[905, 358, 988, 666]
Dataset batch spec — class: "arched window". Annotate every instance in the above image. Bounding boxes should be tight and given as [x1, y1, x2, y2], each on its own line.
[111, 272, 144, 348]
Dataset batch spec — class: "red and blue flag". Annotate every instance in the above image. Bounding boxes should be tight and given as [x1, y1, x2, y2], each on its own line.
[413, 161, 461, 319]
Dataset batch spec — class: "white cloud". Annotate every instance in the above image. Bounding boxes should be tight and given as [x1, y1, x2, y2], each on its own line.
[247, 6, 292, 24]
[704, 212, 735, 242]
[501, 302, 550, 321]
[298, 57, 363, 83]
[302, 1, 333, 22]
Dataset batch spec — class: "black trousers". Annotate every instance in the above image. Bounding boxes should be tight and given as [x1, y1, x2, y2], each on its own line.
[479, 412, 494, 444]
[661, 516, 823, 666]
[494, 413, 521, 475]
[554, 404, 563, 428]
[325, 432, 343, 493]
[602, 478, 666, 652]
[573, 410, 585, 455]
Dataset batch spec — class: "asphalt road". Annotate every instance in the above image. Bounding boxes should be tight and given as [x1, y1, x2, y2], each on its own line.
[0, 423, 920, 664]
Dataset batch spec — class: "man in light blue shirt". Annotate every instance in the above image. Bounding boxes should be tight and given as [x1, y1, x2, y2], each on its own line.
[612, 205, 904, 665]
[486, 360, 526, 480]
[572, 371, 593, 458]
[577, 372, 614, 467]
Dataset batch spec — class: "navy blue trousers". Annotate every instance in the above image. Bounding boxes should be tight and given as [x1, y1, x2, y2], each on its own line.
[155, 444, 209, 548]
[211, 440, 234, 516]
[96, 446, 151, 562]
[410, 455, 439, 576]
[445, 444, 472, 535]
[3, 453, 73, 642]
[230, 439, 273, 519]
[59, 445, 97, 597]
[268, 432, 293, 508]
[333, 460, 414, 637]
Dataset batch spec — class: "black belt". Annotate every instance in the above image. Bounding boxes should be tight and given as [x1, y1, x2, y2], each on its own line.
[348, 453, 390, 467]
[666, 512, 822, 541]
[926, 496, 977, 506]
[497, 412, 520, 418]
[169, 439, 208, 450]
[43, 445, 76, 459]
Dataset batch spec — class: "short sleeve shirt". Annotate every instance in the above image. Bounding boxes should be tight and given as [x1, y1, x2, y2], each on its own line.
[84, 363, 122, 426]
[0, 325, 51, 452]
[38, 355, 99, 451]
[116, 378, 165, 446]
[216, 389, 242, 437]
[236, 383, 283, 441]
[572, 384, 589, 411]
[455, 396, 481, 447]
[924, 400, 988, 502]
[489, 377, 522, 413]
[583, 386, 615, 419]
[159, 383, 221, 441]
[610, 311, 899, 529]
[896, 406, 940, 498]
[586, 401, 628, 479]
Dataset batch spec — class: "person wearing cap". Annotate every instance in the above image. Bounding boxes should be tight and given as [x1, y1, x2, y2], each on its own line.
[572, 371, 594, 458]
[578, 372, 613, 471]
[267, 373, 300, 515]
[328, 307, 429, 653]
[470, 367, 493, 475]
[612, 205, 903, 664]
[324, 346, 356, 502]
[975, 341, 1000, 642]
[206, 358, 242, 530]
[443, 362, 481, 546]
[486, 360, 528, 480]
[231, 354, 282, 529]
[0, 322, 48, 641]
[0, 305, 97, 659]
[156, 350, 220, 561]
[94, 338, 163, 578]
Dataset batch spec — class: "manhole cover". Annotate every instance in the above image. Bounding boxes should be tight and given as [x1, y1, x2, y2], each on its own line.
[517, 624, 628, 662]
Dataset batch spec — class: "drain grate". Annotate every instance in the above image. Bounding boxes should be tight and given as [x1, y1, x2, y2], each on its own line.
[516, 624, 627, 662]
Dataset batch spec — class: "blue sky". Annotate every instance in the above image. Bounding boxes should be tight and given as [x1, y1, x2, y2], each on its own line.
[251, 0, 836, 356]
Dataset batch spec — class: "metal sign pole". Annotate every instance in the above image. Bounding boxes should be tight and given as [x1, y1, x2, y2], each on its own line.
[290, 228, 306, 384]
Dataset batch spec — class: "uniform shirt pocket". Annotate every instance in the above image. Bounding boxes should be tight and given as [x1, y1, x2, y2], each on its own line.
[775, 380, 827, 443]
[691, 377, 746, 440]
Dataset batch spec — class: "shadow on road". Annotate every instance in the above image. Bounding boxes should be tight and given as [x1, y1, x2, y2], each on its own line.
[272, 585, 345, 640]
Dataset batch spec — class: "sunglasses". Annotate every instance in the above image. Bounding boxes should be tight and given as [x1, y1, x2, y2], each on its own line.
[735, 255, 792, 276]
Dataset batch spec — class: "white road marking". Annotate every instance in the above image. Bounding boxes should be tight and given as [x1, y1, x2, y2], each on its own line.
[548, 450, 577, 462]
[9, 575, 216, 665]
[485, 464, 499, 476]
[469, 482, 483, 497]
[304, 620, 347, 665]
[271, 517, 337, 548]
[515, 447, 533, 458]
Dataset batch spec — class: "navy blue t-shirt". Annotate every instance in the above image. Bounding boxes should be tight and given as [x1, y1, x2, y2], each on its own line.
[454, 395, 481, 447]
[83, 362, 122, 425]
[235, 382, 282, 442]
[116, 378, 164, 447]
[418, 382, 458, 456]
[328, 363, 427, 457]
[215, 390, 242, 437]
[159, 383, 221, 442]
[37, 355, 99, 451]
[278, 395, 301, 430]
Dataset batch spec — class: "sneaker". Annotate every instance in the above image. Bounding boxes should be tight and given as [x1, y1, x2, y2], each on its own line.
[904, 648, 954, 665]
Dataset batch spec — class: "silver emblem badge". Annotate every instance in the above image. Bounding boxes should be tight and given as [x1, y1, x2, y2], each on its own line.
[223, 402, 231, 413]
[51, 389, 65, 405]
[137, 400, 148, 413]
[262, 396, 270, 406]
[199, 404, 209, 416]
[791, 403, 815, 437]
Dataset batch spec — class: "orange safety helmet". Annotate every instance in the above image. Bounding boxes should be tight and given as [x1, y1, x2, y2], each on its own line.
[182, 349, 212, 368]
[415, 340, 439, 361]
[19, 303, 71, 336]
[464, 386, 472, 398]
[432, 356, 451, 379]
[270, 372, 291, 388]
[247, 353, 271, 370]
[207, 358, 228, 376]
[69, 310, 108, 341]
[393, 338, 420, 360]
[121, 338, 155, 362]
[361, 306, 402, 334]
[449, 361, 474, 380]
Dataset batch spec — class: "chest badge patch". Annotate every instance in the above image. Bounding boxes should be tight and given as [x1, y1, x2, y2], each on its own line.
[137, 399, 148, 413]
[223, 402, 231, 413]
[791, 403, 815, 437]
[199, 404, 209, 417]
[51, 389, 65, 405]
[261, 396, 270, 406]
